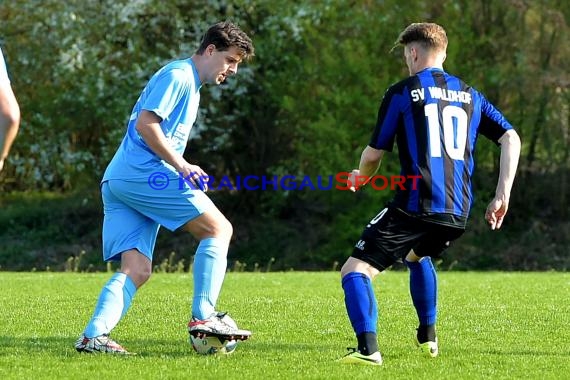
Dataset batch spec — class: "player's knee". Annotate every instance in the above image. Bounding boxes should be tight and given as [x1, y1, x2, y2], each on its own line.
[129, 269, 152, 288]
[215, 217, 233, 241]
[122, 265, 152, 288]
[185, 210, 233, 241]
[340, 257, 379, 279]
[198, 215, 232, 241]
[340, 260, 353, 277]
[340, 268, 350, 278]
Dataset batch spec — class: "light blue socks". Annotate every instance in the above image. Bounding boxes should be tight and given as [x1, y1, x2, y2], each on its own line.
[83, 272, 137, 338]
[192, 237, 229, 319]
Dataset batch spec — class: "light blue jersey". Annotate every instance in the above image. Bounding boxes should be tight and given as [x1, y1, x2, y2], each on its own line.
[0, 47, 10, 85]
[103, 58, 201, 181]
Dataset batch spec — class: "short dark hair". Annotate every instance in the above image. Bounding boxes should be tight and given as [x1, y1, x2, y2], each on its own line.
[197, 21, 254, 60]
[397, 23, 448, 52]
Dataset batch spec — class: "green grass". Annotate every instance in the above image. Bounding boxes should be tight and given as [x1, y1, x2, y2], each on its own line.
[0, 272, 568, 379]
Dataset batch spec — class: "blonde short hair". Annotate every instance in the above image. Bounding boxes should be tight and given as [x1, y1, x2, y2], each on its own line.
[397, 23, 448, 52]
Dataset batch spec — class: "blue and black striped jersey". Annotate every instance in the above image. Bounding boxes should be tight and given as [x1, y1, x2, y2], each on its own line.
[369, 67, 512, 223]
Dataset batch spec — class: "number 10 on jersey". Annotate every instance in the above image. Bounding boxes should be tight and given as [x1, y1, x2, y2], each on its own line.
[425, 104, 468, 160]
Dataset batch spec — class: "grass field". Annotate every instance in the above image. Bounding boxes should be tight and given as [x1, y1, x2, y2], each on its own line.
[0, 271, 568, 379]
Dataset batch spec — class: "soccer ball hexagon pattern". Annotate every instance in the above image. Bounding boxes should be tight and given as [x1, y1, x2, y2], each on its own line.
[190, 314, 240, 355]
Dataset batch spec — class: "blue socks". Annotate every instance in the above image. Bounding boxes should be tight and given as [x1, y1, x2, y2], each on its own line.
[406, 257, 437, 341]
[341, 257, 437, 351]
[342, 272, 378, 354]
[83, 272, 137, 338]
[192, 237, 229, 320]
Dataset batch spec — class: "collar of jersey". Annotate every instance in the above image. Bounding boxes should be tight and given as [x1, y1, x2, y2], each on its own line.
[188, 58, 202, 89]
[418, 67, 445, 74]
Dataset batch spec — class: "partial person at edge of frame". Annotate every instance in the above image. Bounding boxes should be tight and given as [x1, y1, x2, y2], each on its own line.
[0, 46, 21, 173]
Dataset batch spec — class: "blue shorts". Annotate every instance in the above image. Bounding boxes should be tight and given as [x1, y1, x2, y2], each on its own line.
[101, 178, 215, 262]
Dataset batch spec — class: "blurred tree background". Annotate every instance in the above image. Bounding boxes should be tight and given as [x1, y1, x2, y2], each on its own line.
[0, 0, 568, 271]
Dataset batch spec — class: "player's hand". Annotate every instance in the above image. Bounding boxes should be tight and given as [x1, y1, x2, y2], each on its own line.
[0, 159, 4, 172]
[177, 162, 209, 191]
[348, 169, 371, 192]
[348, 169, 360, 192]
[485, 196, 509, 230]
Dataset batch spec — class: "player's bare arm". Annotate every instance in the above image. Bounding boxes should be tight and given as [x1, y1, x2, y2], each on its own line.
[349, 146, 385, 192]
[485, 129, 521, 230]
[135, 110, 208, 190]
[0, 82, 20, 172]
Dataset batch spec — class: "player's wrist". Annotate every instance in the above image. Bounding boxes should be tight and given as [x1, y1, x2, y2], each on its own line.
[172, 157, 189, 174]
[494, 192, 509, 203]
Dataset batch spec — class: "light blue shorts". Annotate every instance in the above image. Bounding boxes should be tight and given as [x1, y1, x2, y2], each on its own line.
[101, 177, 215, 262]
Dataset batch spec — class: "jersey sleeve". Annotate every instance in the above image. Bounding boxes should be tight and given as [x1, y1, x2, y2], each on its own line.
[368, 85, 401, 151]
[478, 94, 513, 145]
[142, 68, 189, 121]
[0, 48, 10, 85]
